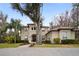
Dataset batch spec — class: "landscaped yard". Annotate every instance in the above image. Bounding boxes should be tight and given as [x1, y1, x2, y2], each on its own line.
[33, 44, 79, 48]
[0, 43, 22, 48]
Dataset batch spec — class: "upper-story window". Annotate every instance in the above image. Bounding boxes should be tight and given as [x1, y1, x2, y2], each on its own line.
[34, 27, 36, 30]
[42, 28, 45, 30]
[42, 30, 45, 32]
[0, 19, 2, 23]
[31, 27, 33, 30]
[31, 27, 36, 30]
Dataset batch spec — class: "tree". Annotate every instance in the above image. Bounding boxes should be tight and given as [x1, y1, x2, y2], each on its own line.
[0, 11, 8, 33]
[71, 3, 79, 28]
[10, 18, 22, 30]
[0, 11, 8, 41]
[54, 11, 72, 27]
[49, 22, 53, 30]
[8, 18, 22, 43]
[11, 3, 43, 44]
[71, 3, 79, 40]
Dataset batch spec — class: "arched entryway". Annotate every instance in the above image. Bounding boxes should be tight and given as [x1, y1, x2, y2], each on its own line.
[32, 34, 36, 42]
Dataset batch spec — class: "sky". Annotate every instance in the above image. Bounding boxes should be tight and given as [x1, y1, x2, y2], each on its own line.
[0, 3, 72, 26]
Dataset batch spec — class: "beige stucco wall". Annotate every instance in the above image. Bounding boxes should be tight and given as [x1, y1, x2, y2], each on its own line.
[46, 30, 75, 43]
[71, 31, 75, 39]
[27, 25, 49, 41]
[59, 30, 75, 40]
[20, 24, 49, 42]
[46, 31, 59, 43]
[51, 31, 59, 43]
[42, 28, 49, 36]
[27, 24, 36, 41]
[20, 27, 28, 40]
[46, 32, 52, 40]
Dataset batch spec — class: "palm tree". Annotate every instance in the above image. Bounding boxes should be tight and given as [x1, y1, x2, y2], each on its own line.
[0, 11, 8, 32]
[10, 18, 22, 43]
[11, 3, 43, 44]
[0, 11, 8, 41]
[10, 18, 22, 30]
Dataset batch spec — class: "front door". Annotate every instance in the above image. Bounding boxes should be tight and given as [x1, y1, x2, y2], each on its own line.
[32, 34, 36, 42]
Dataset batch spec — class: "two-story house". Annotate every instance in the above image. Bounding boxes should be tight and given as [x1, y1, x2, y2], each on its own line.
[20, 23, 49, 42]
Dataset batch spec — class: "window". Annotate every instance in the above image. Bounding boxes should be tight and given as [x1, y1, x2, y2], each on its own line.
[42, 30, 45, 32]
[62, 32, 67, 40]
[31, 27, 33, 30]
[0, 19, 2, 23]
[34, 27, 36, 30]
[31, 27, 36, 30]
[42, 28, 45, 30]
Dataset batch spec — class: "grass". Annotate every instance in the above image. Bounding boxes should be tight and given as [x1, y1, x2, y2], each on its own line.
[33, 44, 79, 48]
[0, 43, 22, 48]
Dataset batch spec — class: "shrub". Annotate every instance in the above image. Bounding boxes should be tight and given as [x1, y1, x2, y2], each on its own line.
[16, 36, 21, 43]
[0, 36, 5, 43]
[16, 39, 21, 43]
[61, 39, 75, 44]
[74, 40, 79, 44]
[0, 39, 5, 43]
[42, 40, 51, 44]
[23, 39, 29, 44]
[53, 38, 60, 44]
[19, 39, 29, 44]
[4, 36, 16, 43]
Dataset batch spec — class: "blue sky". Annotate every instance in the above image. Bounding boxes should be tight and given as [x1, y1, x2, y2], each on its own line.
[0, 3, 72, 26]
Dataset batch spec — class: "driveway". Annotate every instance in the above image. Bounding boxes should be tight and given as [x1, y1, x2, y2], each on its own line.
[0, 47, 79, 56]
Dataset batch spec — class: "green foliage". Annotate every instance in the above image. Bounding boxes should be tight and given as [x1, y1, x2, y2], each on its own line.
[7, 18, 22, 43]
[4, 36, 16, 43]
[11, 3, 43, 44]
[20, 40, 29, 44]
[71, 3, 79, 28]
[0, 11, 8, 35]
[72, 3, 79, 7]
[74, 40, 79, 44]
[42, 40, 51, 44]
[0, 43, 22, 48]
[53, 38, 60, 44]
[0, 35, 5, 43]
[4, 34, 28, 44]
[11, 3, 42, 22]
[61, 39, 76, 44]
[10, 18, 22, 30]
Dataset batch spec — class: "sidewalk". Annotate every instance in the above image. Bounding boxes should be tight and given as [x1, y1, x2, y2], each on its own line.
[18, 44, 31, 48]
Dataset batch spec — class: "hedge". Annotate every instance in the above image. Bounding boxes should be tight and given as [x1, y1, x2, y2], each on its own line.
[42, 40, 51, 44]
[53, 38, 60, 44]
[61, 39, 79, 44]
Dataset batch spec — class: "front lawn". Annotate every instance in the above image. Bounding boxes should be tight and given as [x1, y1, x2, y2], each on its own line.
[0, 43, 22, 48]
[33, 44, 79, 48]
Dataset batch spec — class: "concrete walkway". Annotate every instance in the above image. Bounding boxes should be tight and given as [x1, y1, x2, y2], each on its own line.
[18, 44, 31, 48]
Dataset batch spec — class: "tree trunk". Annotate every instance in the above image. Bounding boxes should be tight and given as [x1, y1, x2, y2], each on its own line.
[36, 22, 42, 45]
[14, 27, 17, 43]
[35, 3, 42, 44]
[14, 33, 16, 43]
